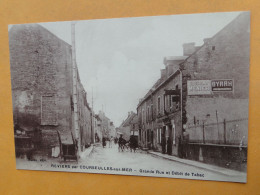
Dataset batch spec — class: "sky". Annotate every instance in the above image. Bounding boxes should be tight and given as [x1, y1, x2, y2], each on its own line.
[39, 11, 241, 127]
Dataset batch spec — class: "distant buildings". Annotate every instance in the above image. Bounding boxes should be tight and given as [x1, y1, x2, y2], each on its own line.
[98, 110, 116, 138]
[136, 12, 249, 169]
[94, 114, 102, 142]
[118, 112, 138, 141]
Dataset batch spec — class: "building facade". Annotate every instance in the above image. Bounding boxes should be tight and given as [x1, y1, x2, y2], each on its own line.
[9, 24, 93, 158]
[137, 57, 185, 155]
[136, 13, 249, 169]
[119, 111, 137, 141]
[180, 12, 249, 170]
[98, 110, 115, 139]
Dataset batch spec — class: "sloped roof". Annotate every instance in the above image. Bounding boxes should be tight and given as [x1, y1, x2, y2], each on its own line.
[120, 112, 137, 127]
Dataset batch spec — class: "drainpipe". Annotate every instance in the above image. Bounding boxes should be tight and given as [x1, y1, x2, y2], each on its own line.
[71, 22, 81, 158]
[179, 69, 183, 133]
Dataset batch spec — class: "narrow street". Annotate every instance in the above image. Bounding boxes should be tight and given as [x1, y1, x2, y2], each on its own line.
[78, 143, 246, 182]
[15, 142, 245, 182]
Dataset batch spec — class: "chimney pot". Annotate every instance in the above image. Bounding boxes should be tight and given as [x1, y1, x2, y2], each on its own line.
[183, 42, 195, 56]
[203, 38, 211, 44]
[160, 69, 166, 79]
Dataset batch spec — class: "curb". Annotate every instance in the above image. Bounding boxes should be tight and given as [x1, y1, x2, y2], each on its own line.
[147, 151, 246, 177]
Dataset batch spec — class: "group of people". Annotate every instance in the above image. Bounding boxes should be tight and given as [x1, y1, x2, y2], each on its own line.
[118, 134, 138, 152]
[102, 136, 114, 148]
[101, 134, 138, 153]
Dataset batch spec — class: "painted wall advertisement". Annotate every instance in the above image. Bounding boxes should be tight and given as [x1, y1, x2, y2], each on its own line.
[188, 79, 234, 95]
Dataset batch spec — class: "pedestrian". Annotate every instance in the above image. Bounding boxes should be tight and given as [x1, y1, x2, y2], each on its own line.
[161, 135, 166, 154]
[114, 137, 118, 144]
[109, 136, 113, 148]
[102, 137, 106, 148]
[129, 135, 134, 152]
[118, 134, 124, 152]
[182, 130, 190, 158]
[177, 135, 183, 158]
[167, 137, 172, 155]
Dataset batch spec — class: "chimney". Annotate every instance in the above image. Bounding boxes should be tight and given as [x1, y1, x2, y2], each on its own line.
[203, 38, 211, 44]
[160, 69, 166, 79]
[183, 42, 195, 56]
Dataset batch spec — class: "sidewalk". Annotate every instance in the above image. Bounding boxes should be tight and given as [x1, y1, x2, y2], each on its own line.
[79, 144, 95, 160]
[147, 151, 246, 177]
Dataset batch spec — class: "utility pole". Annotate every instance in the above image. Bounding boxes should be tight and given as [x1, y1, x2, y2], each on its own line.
[71, 21, 81, 157]
[216, 110, 220, 144]
[92, 87, 95, 144]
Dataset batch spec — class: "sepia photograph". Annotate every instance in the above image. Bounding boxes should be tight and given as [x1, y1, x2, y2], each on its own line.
[8, 11, 250, 183]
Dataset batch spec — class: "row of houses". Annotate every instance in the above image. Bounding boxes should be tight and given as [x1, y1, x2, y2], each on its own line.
[135, 12, 250, 170]
[118, 111, 138, 141]
[94, 111, 116, 142]
[9, 24, 115, 159]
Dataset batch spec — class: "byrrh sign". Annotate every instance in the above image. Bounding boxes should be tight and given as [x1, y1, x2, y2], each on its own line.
[211, 79, 233, 91]
[187, 79, 233, 95]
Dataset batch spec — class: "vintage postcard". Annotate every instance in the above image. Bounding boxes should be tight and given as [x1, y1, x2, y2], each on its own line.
[8, 11, 250, 183]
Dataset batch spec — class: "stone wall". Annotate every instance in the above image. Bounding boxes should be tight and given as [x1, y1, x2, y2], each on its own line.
[182, 13, 250, 144]
[9, 24, 74, 154]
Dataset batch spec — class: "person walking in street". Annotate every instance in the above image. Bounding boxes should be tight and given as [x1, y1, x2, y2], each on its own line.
[182, 130, 190, 159]
[118, 134, 124, 152]
[114, 137, 118, 144]
[109, 136, 113, 148]
[177, 135, 183, 158]
[102, 137, 106, 148]
[161, 135, 166, 154]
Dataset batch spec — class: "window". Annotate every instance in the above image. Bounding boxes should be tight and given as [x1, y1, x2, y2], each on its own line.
[151, 104, 153, 120]
[147, 106, 150, 122]
[170, 95, 172, 109]
[157, 128, 162, 144]
[172, 123, 176, 145]
[157, 129, 160, 143]
[159, 128, 162, 143]
[142, 108, 145, 124]
[157, 96, 161, 114]
[164, 95, 167, 113]
[41, 95, 57, 125]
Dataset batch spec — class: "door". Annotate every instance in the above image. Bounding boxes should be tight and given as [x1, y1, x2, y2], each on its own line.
[167, 125, 172, 155]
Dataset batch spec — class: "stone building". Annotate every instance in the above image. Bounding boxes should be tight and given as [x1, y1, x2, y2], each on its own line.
[77, 81, 93, 150]
[9, 24, 93, 158]
[98, 110, 114, 138]
[119, 111, 137, 141]
[130, 114, 138, 137]
[137, 57, 185, 154]
[136, 12, 249, 168]
[180, 12, 250, 170]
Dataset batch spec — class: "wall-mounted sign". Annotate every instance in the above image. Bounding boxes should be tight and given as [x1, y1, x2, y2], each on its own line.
[187, 79, 234, 95]
[211, 79, 233, 92]
[187, 80, 211, 95]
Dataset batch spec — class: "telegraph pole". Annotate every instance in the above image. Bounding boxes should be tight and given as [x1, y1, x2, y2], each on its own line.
[92, 87, 95, 144]
[71, 21, 81, 157]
